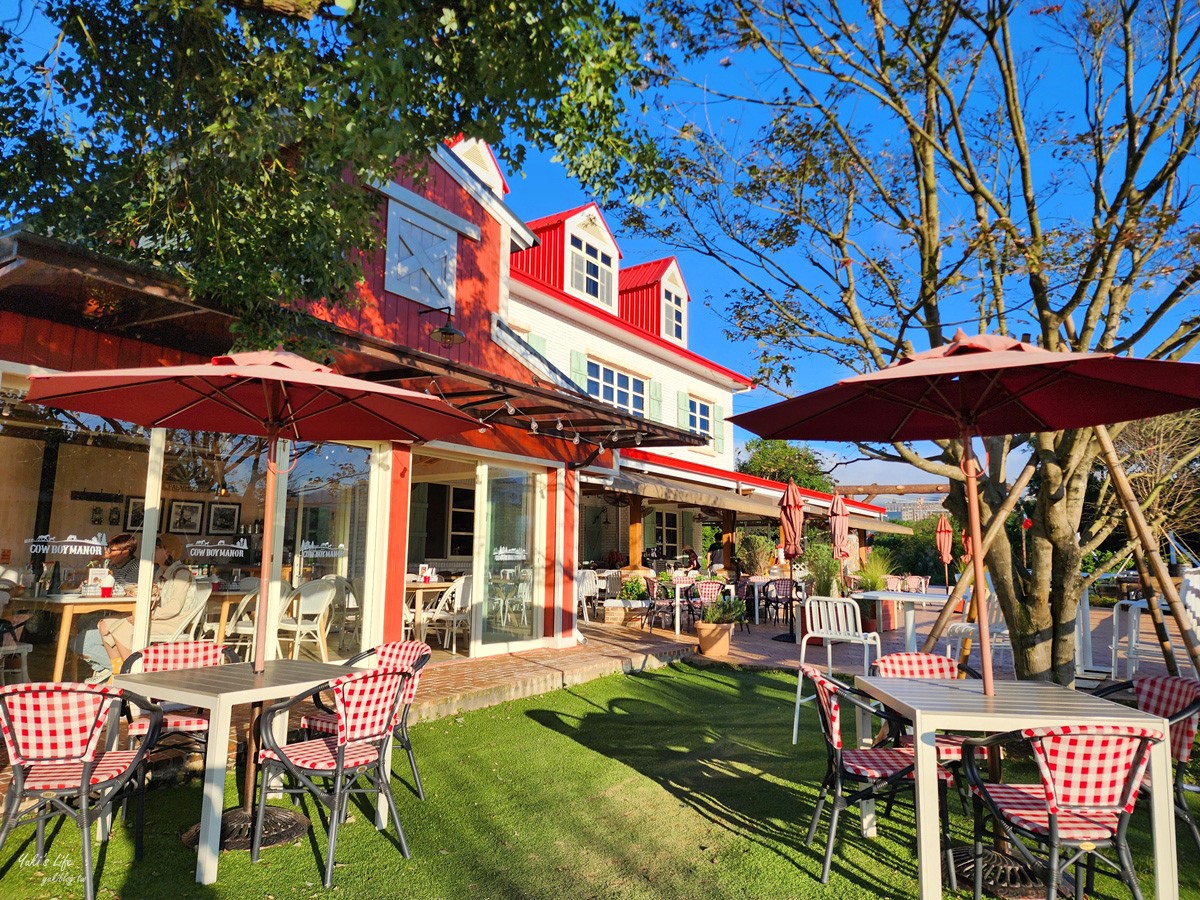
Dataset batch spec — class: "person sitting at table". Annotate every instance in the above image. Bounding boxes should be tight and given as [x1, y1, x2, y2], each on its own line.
[77, 534, 173, 682]
[683, 547, 701, 573]
[94, 537, 194, 671]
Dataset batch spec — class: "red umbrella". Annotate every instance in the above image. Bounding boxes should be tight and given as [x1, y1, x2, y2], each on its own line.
[25, 350, 479, 673]
[779, 481, 805, 560]
[730, 330, 1200, 694]
[829, 494, 851, 588]
[935, 514, 953, 595]
[961, 529, 973, 564]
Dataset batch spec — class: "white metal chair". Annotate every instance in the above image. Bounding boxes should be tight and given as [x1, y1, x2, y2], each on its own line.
[424, 576, 471, 654]
[322, 574, 362, 652]
[941, 586, 1012, 662]
[576, 570, 599, 624]
[223, 587, 265, 661]
[0, 618, 31, 685]
[793, 596, 882, 742]
[277, 580, 339, 661]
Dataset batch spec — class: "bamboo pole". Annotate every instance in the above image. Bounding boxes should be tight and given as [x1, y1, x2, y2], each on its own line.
[1094, 423, 1200, 675]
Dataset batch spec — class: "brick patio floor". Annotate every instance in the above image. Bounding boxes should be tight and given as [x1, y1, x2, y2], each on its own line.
[0, 601, 1186, 800]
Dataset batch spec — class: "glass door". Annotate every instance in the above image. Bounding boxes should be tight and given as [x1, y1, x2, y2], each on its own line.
[479, 466, 541, 647]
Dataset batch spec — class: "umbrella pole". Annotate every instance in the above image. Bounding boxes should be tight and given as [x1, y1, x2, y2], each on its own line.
[962, 430, 994, 695]
[1095, 423, 1200, 676]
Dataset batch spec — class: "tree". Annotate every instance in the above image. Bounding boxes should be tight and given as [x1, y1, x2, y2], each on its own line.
[0, 0, 657, 346]
[621, 0, 1200, 682]
[737, 437, 833, 493]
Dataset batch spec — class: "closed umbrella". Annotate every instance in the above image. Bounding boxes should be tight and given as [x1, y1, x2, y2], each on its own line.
[731, 329, 1200, 694]
[829, 494, 851, 588]
[961, 529, 973, 565]
[778, 481, 806, 640]
[935, 514, 953, 596]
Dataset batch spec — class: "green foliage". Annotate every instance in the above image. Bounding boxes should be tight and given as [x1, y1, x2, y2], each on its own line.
[803, 541, 841, 596]
[701, 595, 745, 624]
[735, 532, 776, 576]
[618, 576, 647, 602]
[736, 438, 833, 493]
[1, 1, 658, 347]
[855, 548, 894, 592]
[871, 516, 962, 586]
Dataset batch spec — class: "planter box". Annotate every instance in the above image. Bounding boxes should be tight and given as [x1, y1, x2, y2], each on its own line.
[696, 621, 733, 656]
[601, 599, 648, 626]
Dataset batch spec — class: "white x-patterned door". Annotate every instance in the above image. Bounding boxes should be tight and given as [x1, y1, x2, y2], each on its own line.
[385, 200, 458, 311]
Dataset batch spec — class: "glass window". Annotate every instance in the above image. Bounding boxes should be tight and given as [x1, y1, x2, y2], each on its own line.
[481, 467, 539, 646]
[448, 487, 475, 557]
[689, 398, 712, 436]
[664, 288, 686, 342]
[585, 360, 645, 417]
[654, 512, 679, 558]
[569, 234, 615, 307]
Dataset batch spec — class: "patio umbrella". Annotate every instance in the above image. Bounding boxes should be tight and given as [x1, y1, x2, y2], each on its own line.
[730, 329, 1200, 695]
[777, 481, 805, 640]
[961, 529, 972, 564]
[829, 493, 851, 586]
[25, 349, 478, 673]
[935, 514, 953, 596]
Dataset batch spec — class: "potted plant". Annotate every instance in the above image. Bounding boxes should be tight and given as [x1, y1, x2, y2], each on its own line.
[853, 548, 894, 631]
[695, 595, 746, 656]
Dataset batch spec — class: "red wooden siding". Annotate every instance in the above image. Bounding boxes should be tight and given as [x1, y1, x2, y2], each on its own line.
[618, 282, 661, 337]
[0, 311, 201, 372]
[510, 221, 565, 292]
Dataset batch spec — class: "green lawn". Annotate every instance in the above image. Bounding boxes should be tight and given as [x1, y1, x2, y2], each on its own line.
[2, 662, 1198, 898]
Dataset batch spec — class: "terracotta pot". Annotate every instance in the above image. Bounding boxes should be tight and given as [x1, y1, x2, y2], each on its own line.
[696, 621, 733, 656]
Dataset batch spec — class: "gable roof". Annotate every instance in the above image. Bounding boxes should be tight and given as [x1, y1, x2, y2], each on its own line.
[444, 135, 510, 196]
[619, 257, 676, 293]
[524, 202, 622, 258]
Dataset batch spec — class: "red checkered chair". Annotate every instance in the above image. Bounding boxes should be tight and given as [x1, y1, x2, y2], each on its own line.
[299, 640, 433, 799]
[802, 665, 957, 886]
[119, 640, 238, 754]
[1094, 675, 1200, 852]
[961, 724, 1164, 900]
[641, 576, 674, 632]
[251, 667, 413, 887]
[765, 578, 796, 626]
[0, 683, 161, 900]
[871, 651, 985, 808]
[691, 580, 724, 625]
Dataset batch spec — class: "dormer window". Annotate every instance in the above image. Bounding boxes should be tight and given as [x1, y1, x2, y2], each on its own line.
[569, 235, 615, 308]
[663, 288, 686, 343]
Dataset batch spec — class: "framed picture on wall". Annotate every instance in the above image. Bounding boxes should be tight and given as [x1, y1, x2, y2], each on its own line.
[207, 502, 240, 536]
[167, 499, 203, 535]
[125, 496, 146, 532]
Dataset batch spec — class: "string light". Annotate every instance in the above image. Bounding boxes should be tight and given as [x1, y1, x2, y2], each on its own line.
[572, 433, 580, 446]
[556, 417, 563, 431]
[529, 419, 538, 433]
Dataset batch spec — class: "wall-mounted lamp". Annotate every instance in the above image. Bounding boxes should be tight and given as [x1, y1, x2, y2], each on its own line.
[418, 305, 466, 347]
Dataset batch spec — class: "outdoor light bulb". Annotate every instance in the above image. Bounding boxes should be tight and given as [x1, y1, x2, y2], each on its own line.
[505, 401, 515, 414]
[530, 419, 538, 433]
[572, 433, 580, 445]
[556, 417, 563, 431]
[635, 432, 642, 446]
[609, 430, 619, 442]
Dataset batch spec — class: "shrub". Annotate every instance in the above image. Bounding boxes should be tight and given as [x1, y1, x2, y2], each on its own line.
[855, 548, 894, 592]
[618, 577, 647, 603]
[702, 595, 746, 624]
[736, 533, 776, 576]
[804, 542, 841, 596]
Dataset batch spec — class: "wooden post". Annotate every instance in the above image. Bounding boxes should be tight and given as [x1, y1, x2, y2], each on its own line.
[721, 510, 735, 570]
[628, 496, 643, 569]
[1095, 423, 1200, 675]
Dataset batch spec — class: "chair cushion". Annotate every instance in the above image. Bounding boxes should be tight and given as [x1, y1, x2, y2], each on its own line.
[128, 710, 210, 736]
[22, 750, 142, 790]
[842, 747, 952, 782]
[898, 733, 988, 763]
[974, 782, 1120, 841]
[259, 735, 379, 771]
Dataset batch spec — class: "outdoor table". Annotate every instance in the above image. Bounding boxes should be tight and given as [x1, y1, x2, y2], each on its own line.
[111, 658, 356, 885]
[850, 590, 953, 650]
[671, 581, 694, 636]
[748, 577, 772, 625]
[33, 593, 138, 681]
[854, 676, 1177, 900]
[403, 581, 454, 641]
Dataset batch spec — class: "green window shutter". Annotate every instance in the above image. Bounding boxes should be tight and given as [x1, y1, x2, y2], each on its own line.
[713, 404, 726, 453]
[527, 334, 547, 355]
[680, 511, 693, 551]
[570, 351, 588, 390]
[643, 509, 657, 553]
[677, 390, 690, 429]
[648, 381, 663, 421]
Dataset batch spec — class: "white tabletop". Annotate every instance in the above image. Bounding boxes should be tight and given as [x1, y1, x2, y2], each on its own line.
[854, 677, 1176, 899]
[850, 590, 951, 605]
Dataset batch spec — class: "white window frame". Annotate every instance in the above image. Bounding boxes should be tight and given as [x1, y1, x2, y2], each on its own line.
[663, 288, 686, 343]
[585, 359, 646, 418]
[688, 397, 712, 437]
[447, 485, 475, 559]
[568, 233, 615, 308]
[654, 511, 679, 558]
